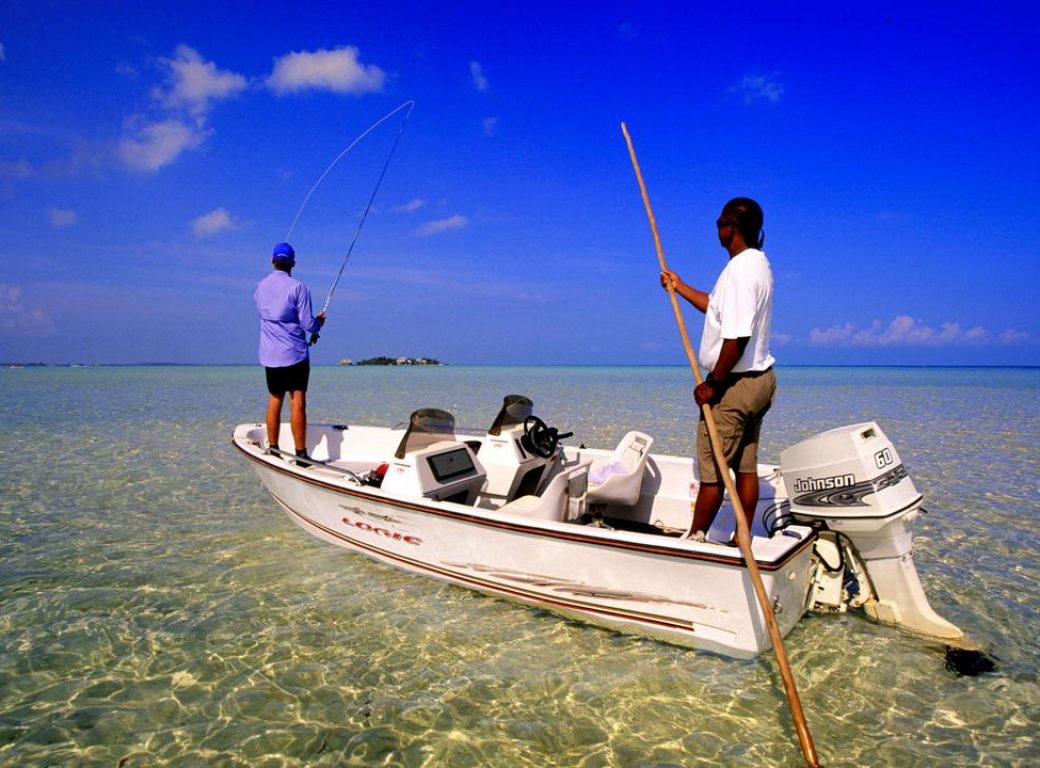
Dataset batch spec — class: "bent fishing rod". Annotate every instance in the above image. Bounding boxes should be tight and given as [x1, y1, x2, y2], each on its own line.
[283, 100, 415, 346]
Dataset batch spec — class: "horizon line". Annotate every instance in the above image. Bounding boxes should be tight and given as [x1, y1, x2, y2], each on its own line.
[5, 362, 1040, 371]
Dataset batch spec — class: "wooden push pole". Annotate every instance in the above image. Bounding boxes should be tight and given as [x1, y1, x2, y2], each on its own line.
[621, 122, 822, 768]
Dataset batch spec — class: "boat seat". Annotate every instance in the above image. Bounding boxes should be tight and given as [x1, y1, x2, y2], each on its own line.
[500, 460, 591, 522]
[586, 431, 654, 506]
[395, 408, 457, 458]
[487, 394, 533, 435]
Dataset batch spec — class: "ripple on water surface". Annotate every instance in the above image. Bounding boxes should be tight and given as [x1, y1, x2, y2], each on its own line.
[0, 365, 1037, 766]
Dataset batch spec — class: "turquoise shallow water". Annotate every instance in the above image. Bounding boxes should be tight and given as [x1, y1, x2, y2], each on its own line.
[1, 365, 1038, 767]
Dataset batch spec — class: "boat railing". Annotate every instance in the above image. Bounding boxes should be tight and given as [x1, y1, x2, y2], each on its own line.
[265, 446, 365, 486]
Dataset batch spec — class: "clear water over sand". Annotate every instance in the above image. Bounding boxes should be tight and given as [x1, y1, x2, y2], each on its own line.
[1, 365, 1037, 766]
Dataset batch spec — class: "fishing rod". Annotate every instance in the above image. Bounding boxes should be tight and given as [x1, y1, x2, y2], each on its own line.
[284, 100, 415, 346]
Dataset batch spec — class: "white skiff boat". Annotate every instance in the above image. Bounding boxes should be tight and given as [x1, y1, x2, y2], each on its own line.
[233, 395, 963, 658]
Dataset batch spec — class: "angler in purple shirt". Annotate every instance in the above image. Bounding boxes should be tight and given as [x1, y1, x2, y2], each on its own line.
[254, 242, 325, 462]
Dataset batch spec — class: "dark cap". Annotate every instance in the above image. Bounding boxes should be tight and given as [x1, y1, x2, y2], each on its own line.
[272, 242, 295, 262]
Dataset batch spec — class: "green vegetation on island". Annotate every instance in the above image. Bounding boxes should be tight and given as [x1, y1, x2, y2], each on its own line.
[341, 356, 443, 366]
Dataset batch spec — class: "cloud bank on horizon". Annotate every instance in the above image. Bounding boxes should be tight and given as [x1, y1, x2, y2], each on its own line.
[810, 316, 1027, 348]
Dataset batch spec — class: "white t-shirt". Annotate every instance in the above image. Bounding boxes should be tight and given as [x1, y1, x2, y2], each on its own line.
[699, 248, 775, 373]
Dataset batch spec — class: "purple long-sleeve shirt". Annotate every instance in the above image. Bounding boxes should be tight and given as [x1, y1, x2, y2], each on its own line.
[254, 270, 322, 368]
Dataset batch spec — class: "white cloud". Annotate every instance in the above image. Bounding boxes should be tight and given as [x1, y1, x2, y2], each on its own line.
[267, 46, 385, 94]
[0, 283, 51, 333]
[482, 116, 498, 137]
[47, 207, 78, 228]
[731, 72, 784, 106]
[417, 214, 468, 236]
[117, 116, 209, 172]
[116, 46, 239, 173]
[808, 315, 1030, 347]
[394, 198, 426, 213]
[154, 45, 247, 116]
[469, 61, 489, 92]
[997, 328, 1030, 344]
[191, 207, 240, 237]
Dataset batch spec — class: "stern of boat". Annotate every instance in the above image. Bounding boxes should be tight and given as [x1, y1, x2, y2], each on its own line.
[780, 422, 963, 641]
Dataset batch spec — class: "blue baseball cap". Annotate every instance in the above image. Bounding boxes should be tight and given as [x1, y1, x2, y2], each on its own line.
[272, 242, 295, 262]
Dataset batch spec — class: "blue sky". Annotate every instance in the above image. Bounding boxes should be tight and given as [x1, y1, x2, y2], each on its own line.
[2, 1, 1038, 366]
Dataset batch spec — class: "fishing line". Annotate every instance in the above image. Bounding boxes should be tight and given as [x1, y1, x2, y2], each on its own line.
[285, 99, 414, 242]
[282, 100, 415, 344]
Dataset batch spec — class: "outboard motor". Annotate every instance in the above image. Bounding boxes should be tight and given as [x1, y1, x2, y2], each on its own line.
[780, 422, 962, 640]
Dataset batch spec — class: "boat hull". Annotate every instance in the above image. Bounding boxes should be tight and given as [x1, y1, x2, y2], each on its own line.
[240, 438, 816, 658]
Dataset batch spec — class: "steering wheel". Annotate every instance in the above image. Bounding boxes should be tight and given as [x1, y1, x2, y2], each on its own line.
[523, 416, 573, 459]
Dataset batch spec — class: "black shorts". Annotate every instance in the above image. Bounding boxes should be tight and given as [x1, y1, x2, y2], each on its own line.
[265, 359, 310, 395]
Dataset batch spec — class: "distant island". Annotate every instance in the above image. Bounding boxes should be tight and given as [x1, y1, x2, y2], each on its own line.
[339, 356, 443, 366]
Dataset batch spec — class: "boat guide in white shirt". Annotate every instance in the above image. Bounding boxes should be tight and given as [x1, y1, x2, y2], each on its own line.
[233, 394, 965, 659]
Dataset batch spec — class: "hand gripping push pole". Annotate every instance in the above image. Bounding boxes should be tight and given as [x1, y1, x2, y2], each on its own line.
[621, 123, 822, 768]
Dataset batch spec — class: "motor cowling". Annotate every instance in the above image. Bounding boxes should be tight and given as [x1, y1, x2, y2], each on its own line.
[780, 422, 962, 640]
[781, 422, 918, 520]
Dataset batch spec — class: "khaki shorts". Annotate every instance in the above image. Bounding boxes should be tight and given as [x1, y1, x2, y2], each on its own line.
[697, 368, 776, 483]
